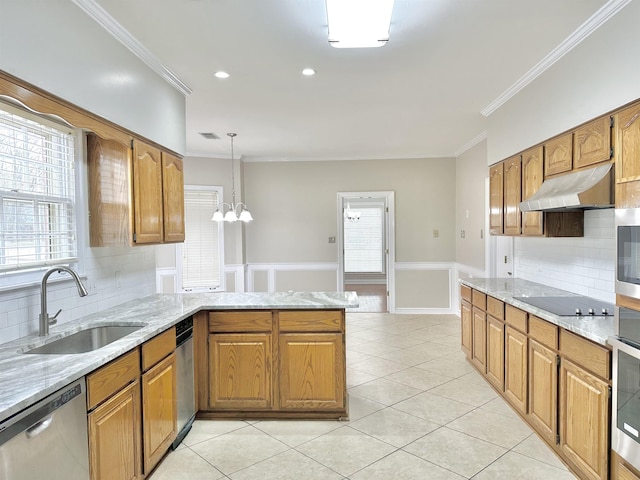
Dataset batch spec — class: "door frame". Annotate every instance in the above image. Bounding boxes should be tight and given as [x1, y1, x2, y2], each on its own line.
[337, 191, 396, 313]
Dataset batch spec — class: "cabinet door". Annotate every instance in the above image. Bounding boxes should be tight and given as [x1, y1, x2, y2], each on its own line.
[471, 307, 486, 373]
[209, 333, 272, 409]
[615, 102, 640, 208]
[279, 333, 345, 410]
[528, 340, 558, 445]
[489, 162, 504, 235]
[142, 353, 177, 474]
[574, 116, 612, 169]
[545, 133, 573, 177]
[461, 300, 472, 358]
[132, 140, 163, 244]
[88, 380, 142, 480]
[486, 316, 505, 391]
[162, 153, 185, 243]
[503, 156, 522, 235]
[521, 146, 544, 236]
[559, 358, 609, 480]
[611, 451, 640, 480]
[505, 326, 527, 414]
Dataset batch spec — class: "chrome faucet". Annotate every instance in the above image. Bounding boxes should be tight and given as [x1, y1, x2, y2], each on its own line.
[39, 266, 88, 336]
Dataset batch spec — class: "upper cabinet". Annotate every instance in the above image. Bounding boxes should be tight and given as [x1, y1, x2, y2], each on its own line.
[489, 162, 504, 235]
[544, 133, 573, 177]
[573, 116, 612, 170]
[521, 146, 543, 236]
[503, 156, 522, 236]
[88, 134, 185, 247]
[615, 101, 640, 208]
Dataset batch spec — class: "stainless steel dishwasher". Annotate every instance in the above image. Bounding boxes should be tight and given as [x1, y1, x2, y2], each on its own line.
[172, 315, 195, 449]
[0, 378, 89, 480]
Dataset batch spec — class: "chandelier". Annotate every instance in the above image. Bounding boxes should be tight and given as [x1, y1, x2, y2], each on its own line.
[212, 133, 253, 223]
[344, 202, 361, 222]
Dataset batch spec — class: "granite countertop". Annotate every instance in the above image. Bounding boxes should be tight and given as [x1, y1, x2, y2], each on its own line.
[0, 291, 358, 424]
[459, 277, 614, 347]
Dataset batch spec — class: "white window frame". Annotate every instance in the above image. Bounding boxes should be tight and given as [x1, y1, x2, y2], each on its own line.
[343, 200, 386, 274]
[0, 101, 85, 290]
[176, 185, 225, 292]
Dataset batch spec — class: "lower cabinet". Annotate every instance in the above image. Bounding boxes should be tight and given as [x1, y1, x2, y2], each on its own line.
[485, 315, 505, 391]
[208, 333, 273, 409]
[528, 339, 558, 445]
[504, 326, 528, 414]
[461, 299, 472, 358]
[471, 306, 487, 373]
[279, 333, 345, 409]
[611, 451, 640, 480]
[88, 380, 142, 480]
[559, 358, 610, 480]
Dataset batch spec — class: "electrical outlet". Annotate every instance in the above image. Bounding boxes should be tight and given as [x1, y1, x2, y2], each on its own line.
[328, 236, 336, 244]
[460, 229, 465, 239]
[433, 229, 439, 238]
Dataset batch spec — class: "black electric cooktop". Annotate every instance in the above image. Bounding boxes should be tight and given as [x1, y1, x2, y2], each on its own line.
[513, 295, 614, 316]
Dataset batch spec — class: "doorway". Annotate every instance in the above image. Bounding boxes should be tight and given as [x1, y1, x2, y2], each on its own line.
[337, 191, 395, 313]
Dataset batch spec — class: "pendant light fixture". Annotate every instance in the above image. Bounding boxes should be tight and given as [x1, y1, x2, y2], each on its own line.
[212, 133, 253, 223]
[344, 202, 361, 222]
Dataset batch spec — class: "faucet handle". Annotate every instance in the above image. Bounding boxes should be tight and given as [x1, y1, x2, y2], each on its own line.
[48, 309, 62, 326]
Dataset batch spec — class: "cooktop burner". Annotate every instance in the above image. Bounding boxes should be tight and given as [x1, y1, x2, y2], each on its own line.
[513, 295, 614, 316]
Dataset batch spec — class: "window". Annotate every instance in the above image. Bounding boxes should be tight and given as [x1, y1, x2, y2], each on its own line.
[178, 186, 224, 292]
[0, 103, 78, 278]
[344, 203, 385, 273]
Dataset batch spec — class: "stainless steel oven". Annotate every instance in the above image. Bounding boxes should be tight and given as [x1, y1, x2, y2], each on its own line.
[611, 306, 640, 468]
[616, 208, 640, 299]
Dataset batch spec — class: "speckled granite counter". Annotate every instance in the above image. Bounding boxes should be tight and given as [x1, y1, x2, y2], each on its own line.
[459, 277, 614, 347]
[0, 291, 358, 424]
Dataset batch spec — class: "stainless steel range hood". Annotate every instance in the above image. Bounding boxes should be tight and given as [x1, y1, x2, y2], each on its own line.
[519, 163, 614, 212]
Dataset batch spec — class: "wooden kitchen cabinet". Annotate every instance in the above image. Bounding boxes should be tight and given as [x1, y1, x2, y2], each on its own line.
[615, 101, 640, 208]
[521, 146, 544, 236]
[528, 339, 558, 445]
[544, 132, 573, 177]
[505, 325, 528, 414]
[486, 315, 505, 391]
[461, 299, 472, 359]
[87, 134, 185, 247]
[574, 115, 612, 170]
[503, 155, 522, 235]
[208, 332, 273, 409]
[489, 162, 504, 235]
[88, 380, 142, 480]
[471, 290, 487, 373]
[611, 451, 640, 480]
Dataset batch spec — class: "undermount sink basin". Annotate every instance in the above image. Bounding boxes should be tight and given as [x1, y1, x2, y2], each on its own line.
[24, 325, 144, 354]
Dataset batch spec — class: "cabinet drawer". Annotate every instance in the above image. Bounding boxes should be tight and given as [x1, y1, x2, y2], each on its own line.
[142, 327, 176, 372]
[279, 310, 343, 332]
[461, 285, 472, 303]
[472, 290, 486, 310]
[560, 329, 610, 380]
[506, 305, 527, 332]
[487, 296, 504, 321]
[529, 316, 558, 349]
[209, 311, 273, 332]
[87, 349, 141, 410]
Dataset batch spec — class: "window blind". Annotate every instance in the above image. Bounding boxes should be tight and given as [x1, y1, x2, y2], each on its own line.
[0, 105, 77, 272]
[181, 189, 222, 290]
[344, 204, 384, 273]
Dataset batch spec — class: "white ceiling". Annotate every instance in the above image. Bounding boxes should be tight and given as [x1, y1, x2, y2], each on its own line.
[92, 0, 608, 161]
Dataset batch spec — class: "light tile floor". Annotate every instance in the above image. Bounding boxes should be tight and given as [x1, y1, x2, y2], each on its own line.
[149, 313, 577, 480]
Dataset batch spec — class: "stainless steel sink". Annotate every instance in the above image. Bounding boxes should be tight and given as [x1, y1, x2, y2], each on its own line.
[24, 325, 143, 354]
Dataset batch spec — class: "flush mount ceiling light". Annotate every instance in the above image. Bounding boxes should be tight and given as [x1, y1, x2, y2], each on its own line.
[214, 71, 230, 79]
[302, 68, 316, 76]
[326, 0, 395, 48]
[212, 133, 253, 223]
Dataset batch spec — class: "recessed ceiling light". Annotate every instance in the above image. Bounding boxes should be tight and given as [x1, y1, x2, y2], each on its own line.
[302, 68, 316, 76]
[214, 71, 230, 79]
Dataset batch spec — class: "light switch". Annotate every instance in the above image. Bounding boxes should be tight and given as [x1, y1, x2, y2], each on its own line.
[328, 236, 336, 244]
[460, 229, 465, 239]
[433, 229, 439, 238]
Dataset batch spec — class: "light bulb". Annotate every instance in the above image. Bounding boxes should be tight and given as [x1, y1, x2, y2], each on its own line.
[239, 210, 253, 222]
[212, 209, 224, 222]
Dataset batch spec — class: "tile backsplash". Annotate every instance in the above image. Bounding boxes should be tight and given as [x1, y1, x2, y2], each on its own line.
[514, 209, 615, 303]
[0, 246, 156, 345]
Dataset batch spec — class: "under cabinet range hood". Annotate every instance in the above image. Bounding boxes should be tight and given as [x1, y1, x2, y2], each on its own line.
[519, 163, 614, 212]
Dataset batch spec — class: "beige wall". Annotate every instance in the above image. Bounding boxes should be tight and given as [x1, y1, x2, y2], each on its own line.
[487, 1, 640, 165]
[243, 157, 456, 264]
[396, 270, 450, 309]
[455, 139, 487, 271]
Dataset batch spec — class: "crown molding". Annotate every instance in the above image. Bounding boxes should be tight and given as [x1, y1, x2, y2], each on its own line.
[454, 131, 487, 157]
[481, 0, 631, 117]
[72, 0, 192, 96]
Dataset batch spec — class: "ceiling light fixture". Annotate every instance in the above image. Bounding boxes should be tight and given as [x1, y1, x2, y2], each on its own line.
[344, 202, 361, 222]
[302, 68, 316, 76]
[325, 0, 394, 49]
[214, 71, 230, 79]
[212, 133, 253, 223]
